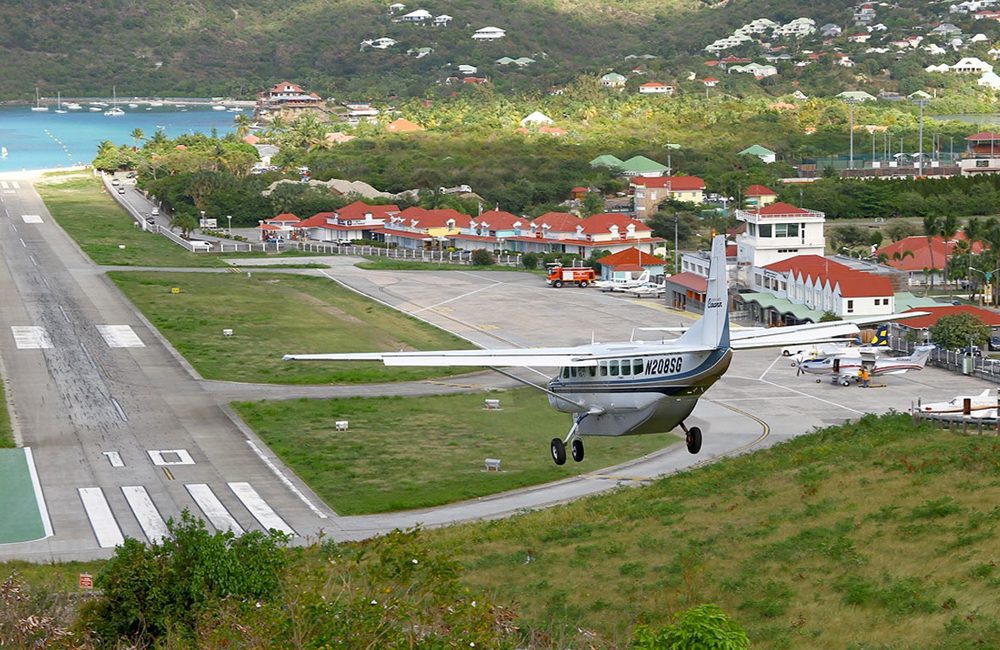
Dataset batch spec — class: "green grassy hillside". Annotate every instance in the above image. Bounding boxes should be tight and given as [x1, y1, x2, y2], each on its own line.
[0, 0, 865, 100]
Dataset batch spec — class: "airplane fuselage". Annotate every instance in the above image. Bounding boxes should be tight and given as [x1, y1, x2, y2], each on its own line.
[547, 346, 733, 436]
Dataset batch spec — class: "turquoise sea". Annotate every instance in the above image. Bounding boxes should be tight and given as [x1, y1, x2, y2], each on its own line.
[0, 105, 246, 173]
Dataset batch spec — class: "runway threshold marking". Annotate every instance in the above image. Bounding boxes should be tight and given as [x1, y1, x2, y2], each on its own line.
[148, 449, 195, 466]
[11, 326, 52, 349]
[102, 451, 124, 467]
[122, 486, 170, 543]
[245, 439, 328, 519]
[228, 482, 296, 536]
[78, 487, 124, 548]
[97, 325, 145, 348]
[185, 484, 244, 535]
[20, 214, 42, 224]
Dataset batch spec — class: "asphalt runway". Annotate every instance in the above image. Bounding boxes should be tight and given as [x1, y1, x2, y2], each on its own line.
[1, 183, 994, 559]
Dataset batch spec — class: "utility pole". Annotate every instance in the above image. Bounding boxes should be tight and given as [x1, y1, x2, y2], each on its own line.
[913, 97, 929, 176]
[844, 98, 859, 170]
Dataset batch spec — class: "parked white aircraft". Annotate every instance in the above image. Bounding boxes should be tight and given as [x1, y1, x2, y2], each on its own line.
[596, 269, 650, 292]
[796, 345, 935, 385]
[918, 389, 997, 420]
[624, 281, 666, 299]
[285, 237, 892, 464]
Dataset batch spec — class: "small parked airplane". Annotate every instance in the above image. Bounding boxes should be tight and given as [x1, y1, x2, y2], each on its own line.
[284, 236, 903, 465]
[595, 269, 651, 292]
[918, 389, 997, 420]
[796, 344, 935, 386]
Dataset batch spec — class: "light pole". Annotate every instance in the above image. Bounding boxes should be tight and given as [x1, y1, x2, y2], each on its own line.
[913, 97, 929, 176]
[673, 216, 679, 275]
[226, 214, 232, 236]
[970, 265, 1000, 306]
[844, 98, 859, 170]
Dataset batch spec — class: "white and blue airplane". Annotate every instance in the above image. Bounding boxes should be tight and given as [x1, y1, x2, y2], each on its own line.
[284, 236, 894, 465]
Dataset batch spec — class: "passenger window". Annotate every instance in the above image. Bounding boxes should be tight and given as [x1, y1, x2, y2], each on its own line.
[589, 366, 597, 377]
[621, 360, 631, 376]
[599, 362, 608, 377]
[634, 360, 644, 375]
[562, 367, 570, 379]
[609, 360, 619, 376]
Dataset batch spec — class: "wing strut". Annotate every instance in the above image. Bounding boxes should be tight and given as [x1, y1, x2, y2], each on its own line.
[488, 366, 588, 411]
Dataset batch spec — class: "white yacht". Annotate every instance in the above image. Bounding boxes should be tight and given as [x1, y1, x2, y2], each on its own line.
[104, 86, 125, 117]
[30, 88, 48, 112]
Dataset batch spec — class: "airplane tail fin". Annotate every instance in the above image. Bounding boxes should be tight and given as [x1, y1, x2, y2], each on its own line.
[676, 235, 730, 349]
[909, 344, 935, 368]
[871, 324, 889, 346]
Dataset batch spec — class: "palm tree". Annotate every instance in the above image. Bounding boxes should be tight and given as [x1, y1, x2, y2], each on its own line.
[129, 128, 145, 148]
[234, 113, 253, 139]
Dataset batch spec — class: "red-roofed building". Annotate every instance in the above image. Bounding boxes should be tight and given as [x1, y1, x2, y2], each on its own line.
[703, 77, 720, 87]
[665, 272, 710, 312]
[504, 211, 663, 257]
[960, 132, 1000, 175]
[744, 184, 778, 208]
[743, 254, 896, 323]
[630, 175, 706, 216]
[298, 201, 400, 243]
[258, 81, 324, 111]
[595, 247, 666, 280]
[382, 207, 473, 249]
[638, 82, 674, 95]
[735, 202, 826, 276]
[449, 210, 529, 251]
[896, 305, 1000, 335]
[875, 233, 986, 286]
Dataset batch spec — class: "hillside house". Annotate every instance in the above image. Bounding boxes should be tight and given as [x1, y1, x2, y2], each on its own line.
[639, 82, 674, 94]
[836, 90, 877, 102]
[434, 14, 452, 26]
[618, 155, 669, 177]
[386, 118, 424, 133]
[631, 176, 706, 217]
[601, 73, 627, 88]
[457, 64, 478, 75]
[739, 144, 777, 163]
[257, 81, 323, 112]
[951, 57, 994, 73]
[472, 26, 506, 40]
[744, 184, 778, 208]
[398, 9, 431, 22]
[519, 111, 553, 126]
[702, 77, 720, 87]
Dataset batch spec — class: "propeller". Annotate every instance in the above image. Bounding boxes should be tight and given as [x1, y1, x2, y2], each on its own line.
[796, 359, 804, 376]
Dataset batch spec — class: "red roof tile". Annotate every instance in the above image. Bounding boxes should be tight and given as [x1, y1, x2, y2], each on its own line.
[667, 272, 708, 292]
[338, 200, 398, 221]
[473, 210, 523, 230]
[596, 247, 666, 267]
[875, 234, 985, 272]
[533, 212, 582, 232]
[298, 212, 337, 228]
[631, 175, 705, 190]
[745, 184, 777, 197]
[580, 213, 651, 236]
[755, 202, 812, 216]
[765, 255, 893, 297]
[269, 213, 300, 223]
[965, 132, 1000, 141]
[900, 305, 1000, 329]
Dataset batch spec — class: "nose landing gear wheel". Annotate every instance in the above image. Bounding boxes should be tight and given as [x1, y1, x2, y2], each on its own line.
[571, 438, 585, 462]
[550, 437, 567, 465]
[685, 426, 702, 454]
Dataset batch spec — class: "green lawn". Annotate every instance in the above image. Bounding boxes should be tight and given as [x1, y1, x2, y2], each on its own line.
[108, 271, 475, 384]
[234, 388, 675, 515]
[0, 378, 13, 447]
[430, 414, 1000, 647]
[35, 175, 229, 268]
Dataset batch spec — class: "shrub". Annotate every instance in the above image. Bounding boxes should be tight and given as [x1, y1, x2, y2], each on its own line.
[76, 511, 288, 647]
[471, 249, 495, 266]
[631, 604, 749, 650]
[522, 252, 539, 269]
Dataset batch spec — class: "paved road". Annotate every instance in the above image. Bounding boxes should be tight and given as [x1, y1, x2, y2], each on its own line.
[1, 186, 994, 559]
[0, 181, 335, 562]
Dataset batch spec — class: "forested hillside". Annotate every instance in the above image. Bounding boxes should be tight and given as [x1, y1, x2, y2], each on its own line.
[0, 0, 881, 100]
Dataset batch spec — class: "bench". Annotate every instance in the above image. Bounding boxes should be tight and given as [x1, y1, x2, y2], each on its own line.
[484, 458, 502, 472]
[334, 420, 349, 431]
[484, 398, 502, 410]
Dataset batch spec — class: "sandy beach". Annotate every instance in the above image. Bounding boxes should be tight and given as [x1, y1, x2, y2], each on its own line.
[0, 165, 88, 180]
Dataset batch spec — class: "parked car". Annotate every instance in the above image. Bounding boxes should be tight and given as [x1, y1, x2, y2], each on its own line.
[150, 207, 159, 216]
[989, 336, 1000, 351]
[116, 186, 125, 194]
[959, 346, 983, 357]
[111, 178, 120, 186]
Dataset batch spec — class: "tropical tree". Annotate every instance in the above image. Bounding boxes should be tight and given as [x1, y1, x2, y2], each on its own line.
[233, 113, 253, 139]
[129, 128, 145, 148]
[170, 212, 198, 238]
[929, 313, 990, 350]
[922, 214, 940, 294]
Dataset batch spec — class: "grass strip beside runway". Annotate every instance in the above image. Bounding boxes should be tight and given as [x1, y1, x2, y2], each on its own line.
[36, 175, 228, 268]
[109, 271, 476, 384]
[0, 450, 47, 544]
[0, 378, 12, 448]
[234, 388, 674, 514]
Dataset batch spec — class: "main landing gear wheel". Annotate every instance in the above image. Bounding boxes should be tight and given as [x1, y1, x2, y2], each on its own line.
[550, 437, 567, 465]
[571, 438, 585, 462]
[685, 426, 702, 454]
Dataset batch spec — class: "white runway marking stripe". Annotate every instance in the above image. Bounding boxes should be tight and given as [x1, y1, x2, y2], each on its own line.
[228, 482, 296, 536]
[97, 325, 145, 348]
[11, 181, 19, 189]
[0, 181, 7, 189]
[11, 326, 52, 349]
[122, 486, 170, 543]
[78, 487, 124, 548]
[185, 484, 244, 535]
[24, 448, 53, 538]
[102, 451, 125, 467]
[20, 214, 42, 223]
[148, 449, 195, 466]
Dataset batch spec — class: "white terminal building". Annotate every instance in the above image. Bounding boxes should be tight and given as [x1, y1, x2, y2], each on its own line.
[734, 201, 826, 273]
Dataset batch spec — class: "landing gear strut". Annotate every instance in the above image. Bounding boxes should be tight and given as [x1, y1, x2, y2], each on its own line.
[551, 415, 587, 465]
[680, 422, 702, 454]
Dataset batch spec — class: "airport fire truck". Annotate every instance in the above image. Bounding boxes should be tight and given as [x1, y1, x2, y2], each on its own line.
[546, 265, 596, 288]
